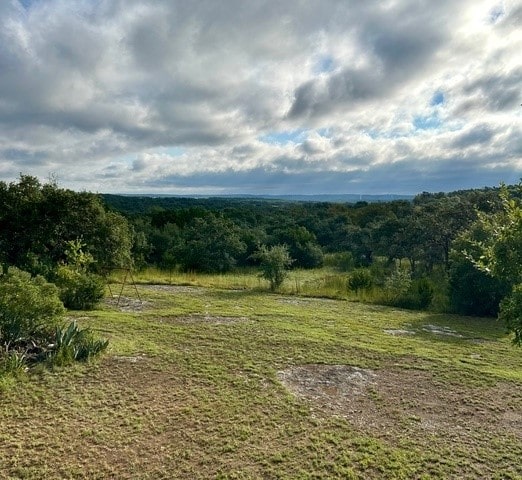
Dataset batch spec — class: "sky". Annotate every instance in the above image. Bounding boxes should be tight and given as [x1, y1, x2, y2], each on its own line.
[0, 0, 520, 195]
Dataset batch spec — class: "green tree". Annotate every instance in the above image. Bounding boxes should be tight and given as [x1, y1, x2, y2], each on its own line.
[414, 196, 476, 270]
[176, 214, 246, 273]
[0, 175, 133, 274]
[467, 185, 522, 344]
[347, 268, 373, 294]
[273, 225, 323, 269]
[449, 224, 509, 316]
[252, 245, 293, 291]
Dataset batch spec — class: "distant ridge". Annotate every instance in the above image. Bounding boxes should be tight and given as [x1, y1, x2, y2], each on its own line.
[108, 193, 414, 202]
[234, 194, 415, 202]
[102, 192, 415, 215]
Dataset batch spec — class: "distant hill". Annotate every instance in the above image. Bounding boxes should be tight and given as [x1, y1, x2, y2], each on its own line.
[101, 193, 414, 214]
[237, 194, 415, 202]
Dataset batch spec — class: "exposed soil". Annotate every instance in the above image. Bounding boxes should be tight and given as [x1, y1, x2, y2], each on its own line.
[105, 296, 150, 312]
[140, 284, 206, 294]
[278, 364, 522, 444]
[383, 328, 416, 336]
[277, 297, 337, 306]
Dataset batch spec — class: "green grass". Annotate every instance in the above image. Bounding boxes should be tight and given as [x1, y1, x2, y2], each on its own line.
[1, 280, 521, 479]
[111, 266, 354, 299]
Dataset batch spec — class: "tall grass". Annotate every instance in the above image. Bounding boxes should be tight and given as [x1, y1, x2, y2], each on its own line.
[110, 267, 354, 298]
[110, 265, 452, 311]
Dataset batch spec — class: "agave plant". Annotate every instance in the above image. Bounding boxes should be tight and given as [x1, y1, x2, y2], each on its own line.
[0, 351, 28, 376]
[49, 321, 108, 366]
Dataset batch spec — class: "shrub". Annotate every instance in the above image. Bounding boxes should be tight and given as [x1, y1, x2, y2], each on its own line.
[383, 267, 412, 302]
[0, 267, 65, 351]
[449, 254, 509, 316]
[54, 239, 106, 310]
[252, 244, 293, 291]
[0, 267, 108, 376]
[0, 351, 27, 377]
[391, 278, 434, 310]
[499, 284, 522, 346]
[56, 266, 105, 310]
[415, 278, 434, 309]
[347, 269, 373, 294]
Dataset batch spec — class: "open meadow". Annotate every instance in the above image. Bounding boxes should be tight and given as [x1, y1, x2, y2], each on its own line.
[1, 278, 521, 479]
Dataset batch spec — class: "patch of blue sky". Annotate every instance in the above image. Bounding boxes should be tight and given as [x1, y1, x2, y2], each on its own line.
[366, 129, 408, 140]
[160, 146, 186, 156]
[430, 91, 445, 106]
[313, 55, 335, 75]
[19, 0, 37, 10]
[259, 129, 308, 145]
[413, 114, 442, 131]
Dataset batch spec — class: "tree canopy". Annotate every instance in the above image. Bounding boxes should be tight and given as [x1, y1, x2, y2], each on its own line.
[465, 185, 522, 344]
[0, 175, 133, 275]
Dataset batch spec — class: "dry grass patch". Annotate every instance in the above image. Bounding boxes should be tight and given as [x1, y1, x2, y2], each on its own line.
[278, 361, 522, 467]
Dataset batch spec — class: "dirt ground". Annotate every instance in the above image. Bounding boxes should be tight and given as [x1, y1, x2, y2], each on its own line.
[278, 364, 522, 445]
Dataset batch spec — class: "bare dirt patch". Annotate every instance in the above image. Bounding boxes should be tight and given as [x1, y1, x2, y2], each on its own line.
[105, 296, 149, 312]
[140, 284, 206, 294]
[383, 329, 416, 336]
[278, 364, 522, 443]
[113, 353, 149, 363]
[277, 297, 336, 306]
[422, 324, 463, 337]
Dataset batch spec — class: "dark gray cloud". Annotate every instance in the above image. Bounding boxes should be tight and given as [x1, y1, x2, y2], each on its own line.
[461, 67, 522, 113]
[288, 0, 451, 120]
[451, 124, 497, 149]
[134, 155, 522, 196]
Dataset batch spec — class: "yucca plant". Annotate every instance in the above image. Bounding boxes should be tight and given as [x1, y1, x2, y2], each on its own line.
[0, 351, 28, 376]
[49, 321, 108, 366]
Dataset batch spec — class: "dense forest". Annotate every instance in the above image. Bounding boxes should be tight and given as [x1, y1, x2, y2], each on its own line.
[1, 175, 522, 350]
[103, 186, 510, 316]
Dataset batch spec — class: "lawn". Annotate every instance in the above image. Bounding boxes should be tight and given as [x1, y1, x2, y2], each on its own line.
[1, 282, 521, 479]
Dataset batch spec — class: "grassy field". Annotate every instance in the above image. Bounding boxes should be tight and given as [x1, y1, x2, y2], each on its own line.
[1, 279, 521, 479]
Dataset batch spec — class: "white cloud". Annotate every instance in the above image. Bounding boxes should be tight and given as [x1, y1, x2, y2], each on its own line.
[0, 0, 520, 194]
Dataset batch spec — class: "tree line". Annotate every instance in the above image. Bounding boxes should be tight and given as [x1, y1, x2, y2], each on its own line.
[1, 175, 522, 347]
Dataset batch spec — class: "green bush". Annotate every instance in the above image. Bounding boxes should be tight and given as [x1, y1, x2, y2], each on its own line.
[53, 239, 106, 310]
[56, 266, 105, 310]
[0, 351, 27, 377]
[499, 284, 522, 346]
[383, 267, 412, 303]
[347, 269, 373, 294]
[0, 267, 65, 350]
[0, 267, 108, 376]
[449, 254, 509, 316]
[415, 278, 434, 309]
[392, 278, 434, 310]
[252, 244, 293, 291]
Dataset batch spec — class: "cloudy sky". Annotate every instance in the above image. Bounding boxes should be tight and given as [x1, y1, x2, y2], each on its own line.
[0, 0, 520, 195]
